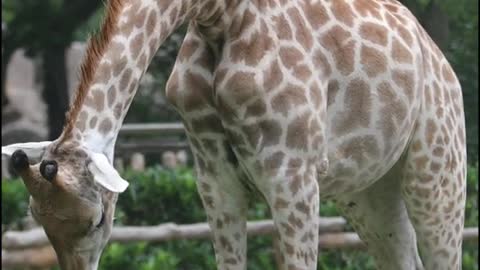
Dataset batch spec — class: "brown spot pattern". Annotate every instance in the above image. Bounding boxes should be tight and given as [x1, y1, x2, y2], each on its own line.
[312, 49, 331, 76]
[263, 60, 283, 91]
[107, 86, 117, 107]
[243, 120, 281, 149]
[89, 116, 98, 129]
[287, 7, 314, 50]
[360, 45, 387, 77]
[113, 103, 123, 119]
[286, 113, 311, 151]
[98, 118, 113, 135]
[264, 151, 285, 171]
[303, 1, 329, 28]
[245, 99, 267, 118]
[279, 47, 304, 69]
[392, 69, 415, 101]
[272, 84, 307, 116]
[338, 135, 379, 167]
[223, 71, 256, 107]
[359, 22, 388, 46]
[334, 78, 372, 135]
[120, 68, 133, 88]
[112, 57, 127, 77]
[130, 32, 144, 59]
[230, 29, 274, 66]
[321, 26, 356, 75]
[146, 10, 157, 35]
[327, 80, 340, 106]
[184, 71, 212, 112]
[331, 1, 355, 26]
[273, 14, 292, 40]
[392, 38, 413, 63]
[354, 0, 382, 18]
[91, 90, 105, 112]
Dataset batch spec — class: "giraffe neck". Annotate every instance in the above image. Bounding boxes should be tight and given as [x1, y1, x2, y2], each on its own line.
[60, 0, 227, 160]
[55, 250, 100, 270]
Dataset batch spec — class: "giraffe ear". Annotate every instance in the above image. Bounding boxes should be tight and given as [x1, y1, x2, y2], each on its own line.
[87, 152, 129, 193]
[1, 141, 52, 162]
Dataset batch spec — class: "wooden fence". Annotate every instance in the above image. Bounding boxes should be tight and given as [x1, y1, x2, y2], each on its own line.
[2, 217, 478, 268]
[116, 123, 188, 154]
[120, 123, 185, 135]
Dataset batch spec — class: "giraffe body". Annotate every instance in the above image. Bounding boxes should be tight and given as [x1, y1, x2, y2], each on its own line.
[1, 0, 466, 269]
[168, 1, 466, 269]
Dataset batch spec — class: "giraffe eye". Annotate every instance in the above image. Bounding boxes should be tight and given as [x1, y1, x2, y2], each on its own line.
[95, 212, 105, 228]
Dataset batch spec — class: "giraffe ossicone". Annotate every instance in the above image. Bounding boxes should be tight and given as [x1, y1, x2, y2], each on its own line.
[1, 0, 466, 269]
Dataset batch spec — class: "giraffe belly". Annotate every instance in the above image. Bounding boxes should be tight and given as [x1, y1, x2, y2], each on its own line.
[319, 77, 421, 197]
[319, 136, 412, 197]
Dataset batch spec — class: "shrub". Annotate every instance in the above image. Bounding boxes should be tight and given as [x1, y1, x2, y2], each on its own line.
[1, 179, 29, 230]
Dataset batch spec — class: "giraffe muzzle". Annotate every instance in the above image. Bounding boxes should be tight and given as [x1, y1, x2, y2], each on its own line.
[40, 160, 58, 182]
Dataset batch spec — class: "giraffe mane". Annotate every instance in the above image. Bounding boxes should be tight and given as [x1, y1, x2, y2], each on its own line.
[60, 0, 126, 143]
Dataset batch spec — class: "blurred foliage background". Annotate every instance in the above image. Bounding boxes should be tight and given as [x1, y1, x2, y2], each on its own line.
[1, 0, 478, 269]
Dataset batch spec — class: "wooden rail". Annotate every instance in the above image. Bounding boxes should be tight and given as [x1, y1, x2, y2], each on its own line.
[116, 122, 188, 154]
[119, 122, 185, 135]
[115, 140, 190, 153]
[3, 217, 346, 249]
[2, 217, 478, 268]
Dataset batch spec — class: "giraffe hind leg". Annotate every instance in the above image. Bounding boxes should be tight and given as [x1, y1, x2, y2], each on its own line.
[401, 115, 466, 270]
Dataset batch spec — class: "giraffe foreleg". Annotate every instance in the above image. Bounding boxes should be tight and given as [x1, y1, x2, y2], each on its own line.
[190, 140, 250, 270]
[196, 174, 249, 270]
[258, 164, 320, 270]
[165, 25, 251, 269]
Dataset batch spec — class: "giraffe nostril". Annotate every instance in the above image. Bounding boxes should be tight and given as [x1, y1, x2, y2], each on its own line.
[40, 160, 58, 182]
[11, 150, 29, 171]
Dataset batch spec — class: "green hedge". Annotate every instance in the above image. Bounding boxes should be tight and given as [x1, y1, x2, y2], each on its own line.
[2, 164, 478, 269]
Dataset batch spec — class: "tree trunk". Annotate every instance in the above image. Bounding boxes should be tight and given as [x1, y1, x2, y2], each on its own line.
[1, 46, 14, 111]
[41, 46, 69, 140]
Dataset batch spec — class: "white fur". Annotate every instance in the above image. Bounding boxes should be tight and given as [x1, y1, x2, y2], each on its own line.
[87, 151, 129, 193]
[1, 141, 52, 162]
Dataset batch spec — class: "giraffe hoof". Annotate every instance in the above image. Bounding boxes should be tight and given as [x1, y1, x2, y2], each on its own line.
[11, 150, 29, 172]
[40, 160, 58, 182]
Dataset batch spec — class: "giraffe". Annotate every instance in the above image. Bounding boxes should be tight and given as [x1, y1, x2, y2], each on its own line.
[1, 0, 467, 269]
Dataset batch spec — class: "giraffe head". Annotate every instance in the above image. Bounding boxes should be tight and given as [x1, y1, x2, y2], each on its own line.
[1, 140, 128, 269]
